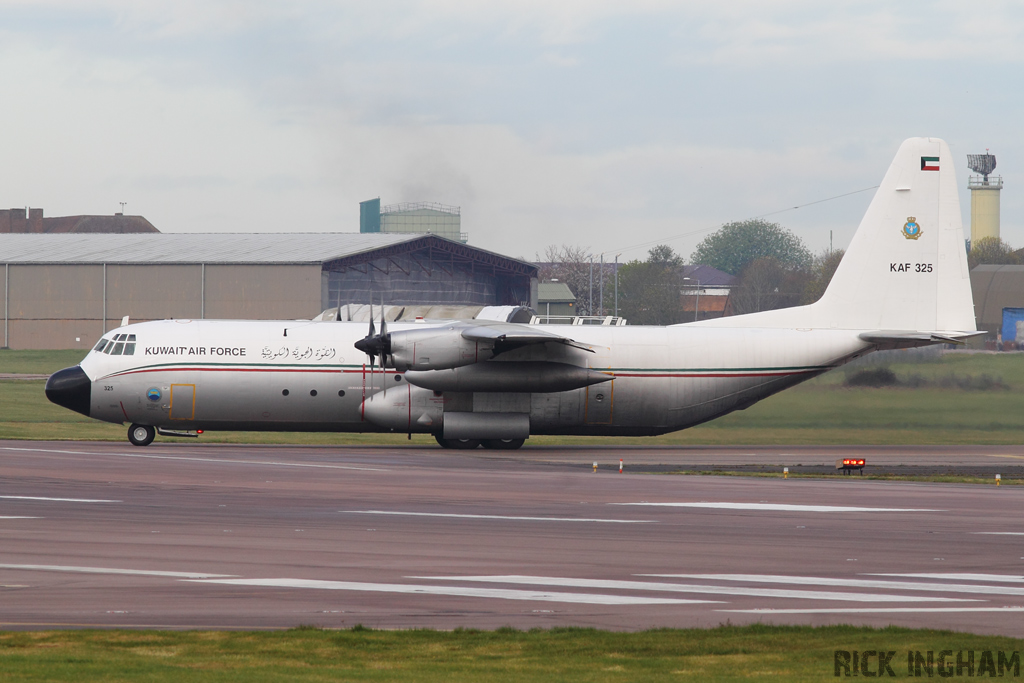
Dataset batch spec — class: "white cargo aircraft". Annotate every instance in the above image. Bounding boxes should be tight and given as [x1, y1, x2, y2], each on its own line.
[46, 138, 977, 448]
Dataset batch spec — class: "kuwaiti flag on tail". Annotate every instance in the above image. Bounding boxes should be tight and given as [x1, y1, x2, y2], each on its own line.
[921, 156, 940, 171]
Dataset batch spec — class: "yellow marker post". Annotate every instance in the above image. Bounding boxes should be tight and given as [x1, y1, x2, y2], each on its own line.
[996, 474, 1001, 486]
[593, 462, 598, 473]
[784, 467, 789, 480]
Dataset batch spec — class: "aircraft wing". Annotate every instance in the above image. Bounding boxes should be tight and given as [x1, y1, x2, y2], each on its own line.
[458, 321, 595, 353]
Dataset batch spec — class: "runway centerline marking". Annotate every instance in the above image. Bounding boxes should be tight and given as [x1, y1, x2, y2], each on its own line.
[344, 510, 656, 524]
[0, 495, 121, 503]
[972, 532, 1024, 536]
[0, 517, 40, 520]
[720, 607, 1024, 614]
[612, 502, 943, 512]
[0, 564, 236, 579]
[411, 576, 971, 603]
[868, 573, 1024, 583]
[0, 446, 388, 472]
[186, 578, 716, 605]
[648, 574, 1024, 597]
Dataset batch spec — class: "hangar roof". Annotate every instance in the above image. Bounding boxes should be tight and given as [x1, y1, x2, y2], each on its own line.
[0, 232, 535, 274]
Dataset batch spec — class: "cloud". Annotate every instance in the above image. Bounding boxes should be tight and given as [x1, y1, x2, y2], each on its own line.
[0, 1, 1021, 257]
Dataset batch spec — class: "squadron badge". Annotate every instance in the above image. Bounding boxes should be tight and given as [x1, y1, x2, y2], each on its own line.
[902, 217, 922, 240]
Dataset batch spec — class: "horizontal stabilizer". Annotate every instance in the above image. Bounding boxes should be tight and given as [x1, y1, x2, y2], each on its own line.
[857, 330, 984, 350]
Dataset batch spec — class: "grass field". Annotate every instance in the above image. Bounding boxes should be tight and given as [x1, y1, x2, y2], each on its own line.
[0, 349, 88, 375]
[2, 625, 1023, 682]
[2, 349, 1022, 446]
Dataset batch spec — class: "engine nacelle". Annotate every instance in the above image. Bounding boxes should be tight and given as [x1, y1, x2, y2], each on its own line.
[404, 361, 612, 393]
[388, 327, 494, 372]
[361, 384, 444, 433]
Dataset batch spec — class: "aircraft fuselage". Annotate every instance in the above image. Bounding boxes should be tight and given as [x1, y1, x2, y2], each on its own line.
[57, 318, 870, 438]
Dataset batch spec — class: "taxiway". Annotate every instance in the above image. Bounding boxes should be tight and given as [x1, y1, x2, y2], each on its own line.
[1, 440, 1023, 634]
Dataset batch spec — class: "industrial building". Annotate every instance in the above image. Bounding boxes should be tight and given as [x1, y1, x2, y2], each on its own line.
[681, 265, 736, 321]
[360, 199, 466, 243]
[0, 207, 158, 234]
[1, 233, 537, 350]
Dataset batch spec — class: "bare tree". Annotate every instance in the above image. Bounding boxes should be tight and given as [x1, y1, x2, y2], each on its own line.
[729, 257, 810, 315]
[536, 244, 611, 316]
[801, 248, 845, 305]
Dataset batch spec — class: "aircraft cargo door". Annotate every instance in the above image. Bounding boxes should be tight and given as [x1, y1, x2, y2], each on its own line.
[584, 347, 613, 425]
[169, 384, 196, 420]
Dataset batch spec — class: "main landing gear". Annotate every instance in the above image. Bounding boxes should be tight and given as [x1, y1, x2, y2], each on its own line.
[433, 435, 525, 450]
[128, 423, 155, 447]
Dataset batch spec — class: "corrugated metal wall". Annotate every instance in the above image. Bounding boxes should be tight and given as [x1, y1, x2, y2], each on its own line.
[2, 263, 321, 349]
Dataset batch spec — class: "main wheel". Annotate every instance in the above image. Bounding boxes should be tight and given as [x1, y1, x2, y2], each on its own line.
[481, 438, 526, 450]
[434, 435, 481, 449]
[128, 423, 156, 447]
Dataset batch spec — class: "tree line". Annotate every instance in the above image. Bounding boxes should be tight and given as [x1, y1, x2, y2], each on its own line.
[540, 220, 1019, 325]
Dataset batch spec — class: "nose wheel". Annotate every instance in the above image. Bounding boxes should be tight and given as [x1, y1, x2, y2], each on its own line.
[128, 423, 155, 447]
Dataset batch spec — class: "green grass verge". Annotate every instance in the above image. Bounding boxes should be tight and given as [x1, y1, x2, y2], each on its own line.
[0, 349, 87, 375]
[3, 353, 1023, 446]
[2, 625, 1023, 682]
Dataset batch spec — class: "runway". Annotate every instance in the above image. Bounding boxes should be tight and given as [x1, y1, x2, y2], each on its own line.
[2, 440, 1024, 634]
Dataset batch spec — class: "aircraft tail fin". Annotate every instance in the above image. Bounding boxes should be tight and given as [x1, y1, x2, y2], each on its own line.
[698, 137, 976, 333]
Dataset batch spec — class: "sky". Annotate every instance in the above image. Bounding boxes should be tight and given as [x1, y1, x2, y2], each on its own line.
[0, 1, 1022, 262]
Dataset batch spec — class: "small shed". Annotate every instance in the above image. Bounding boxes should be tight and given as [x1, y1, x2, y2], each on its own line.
[537, 281, 577, 317]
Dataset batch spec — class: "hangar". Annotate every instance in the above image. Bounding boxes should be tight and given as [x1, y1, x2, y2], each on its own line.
[1, 233, 538, 350]
[971, 264, 1024, 340]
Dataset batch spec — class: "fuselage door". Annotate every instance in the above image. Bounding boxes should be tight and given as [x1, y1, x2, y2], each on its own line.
[169, 384, 196, 420]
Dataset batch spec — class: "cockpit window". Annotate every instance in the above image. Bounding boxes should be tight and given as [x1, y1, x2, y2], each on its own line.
[94, 333, 136, 355]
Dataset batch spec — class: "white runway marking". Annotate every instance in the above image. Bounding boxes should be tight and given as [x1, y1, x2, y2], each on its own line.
[972, 532, 1024, 536]
[412, 575, 970, 603]
[0, 495, 120, 503]
[0, 564, 236, 579]
[0, 517, 40, 520]
[869, 573, 1024, 583]
[0, 446, 387, 472]
[649, 573, 1024, 597]
[613, 502, 943, 512]
[187, 578, 715, 605]
[344, 510, 656, 524]
[720, 607, 1024, 614]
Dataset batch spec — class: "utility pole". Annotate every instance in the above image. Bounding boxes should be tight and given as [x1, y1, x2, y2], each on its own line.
[614, 254, 620, 318]
[599, 254, 604, 316]
[589, 257, 593, 316]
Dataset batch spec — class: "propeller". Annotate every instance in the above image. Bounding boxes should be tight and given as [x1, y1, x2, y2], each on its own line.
[354, 299, 392, 392]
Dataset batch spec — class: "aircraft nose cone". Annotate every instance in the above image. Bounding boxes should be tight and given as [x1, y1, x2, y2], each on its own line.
[354, 337, 373, 355]
[45, 366, 92, 417]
